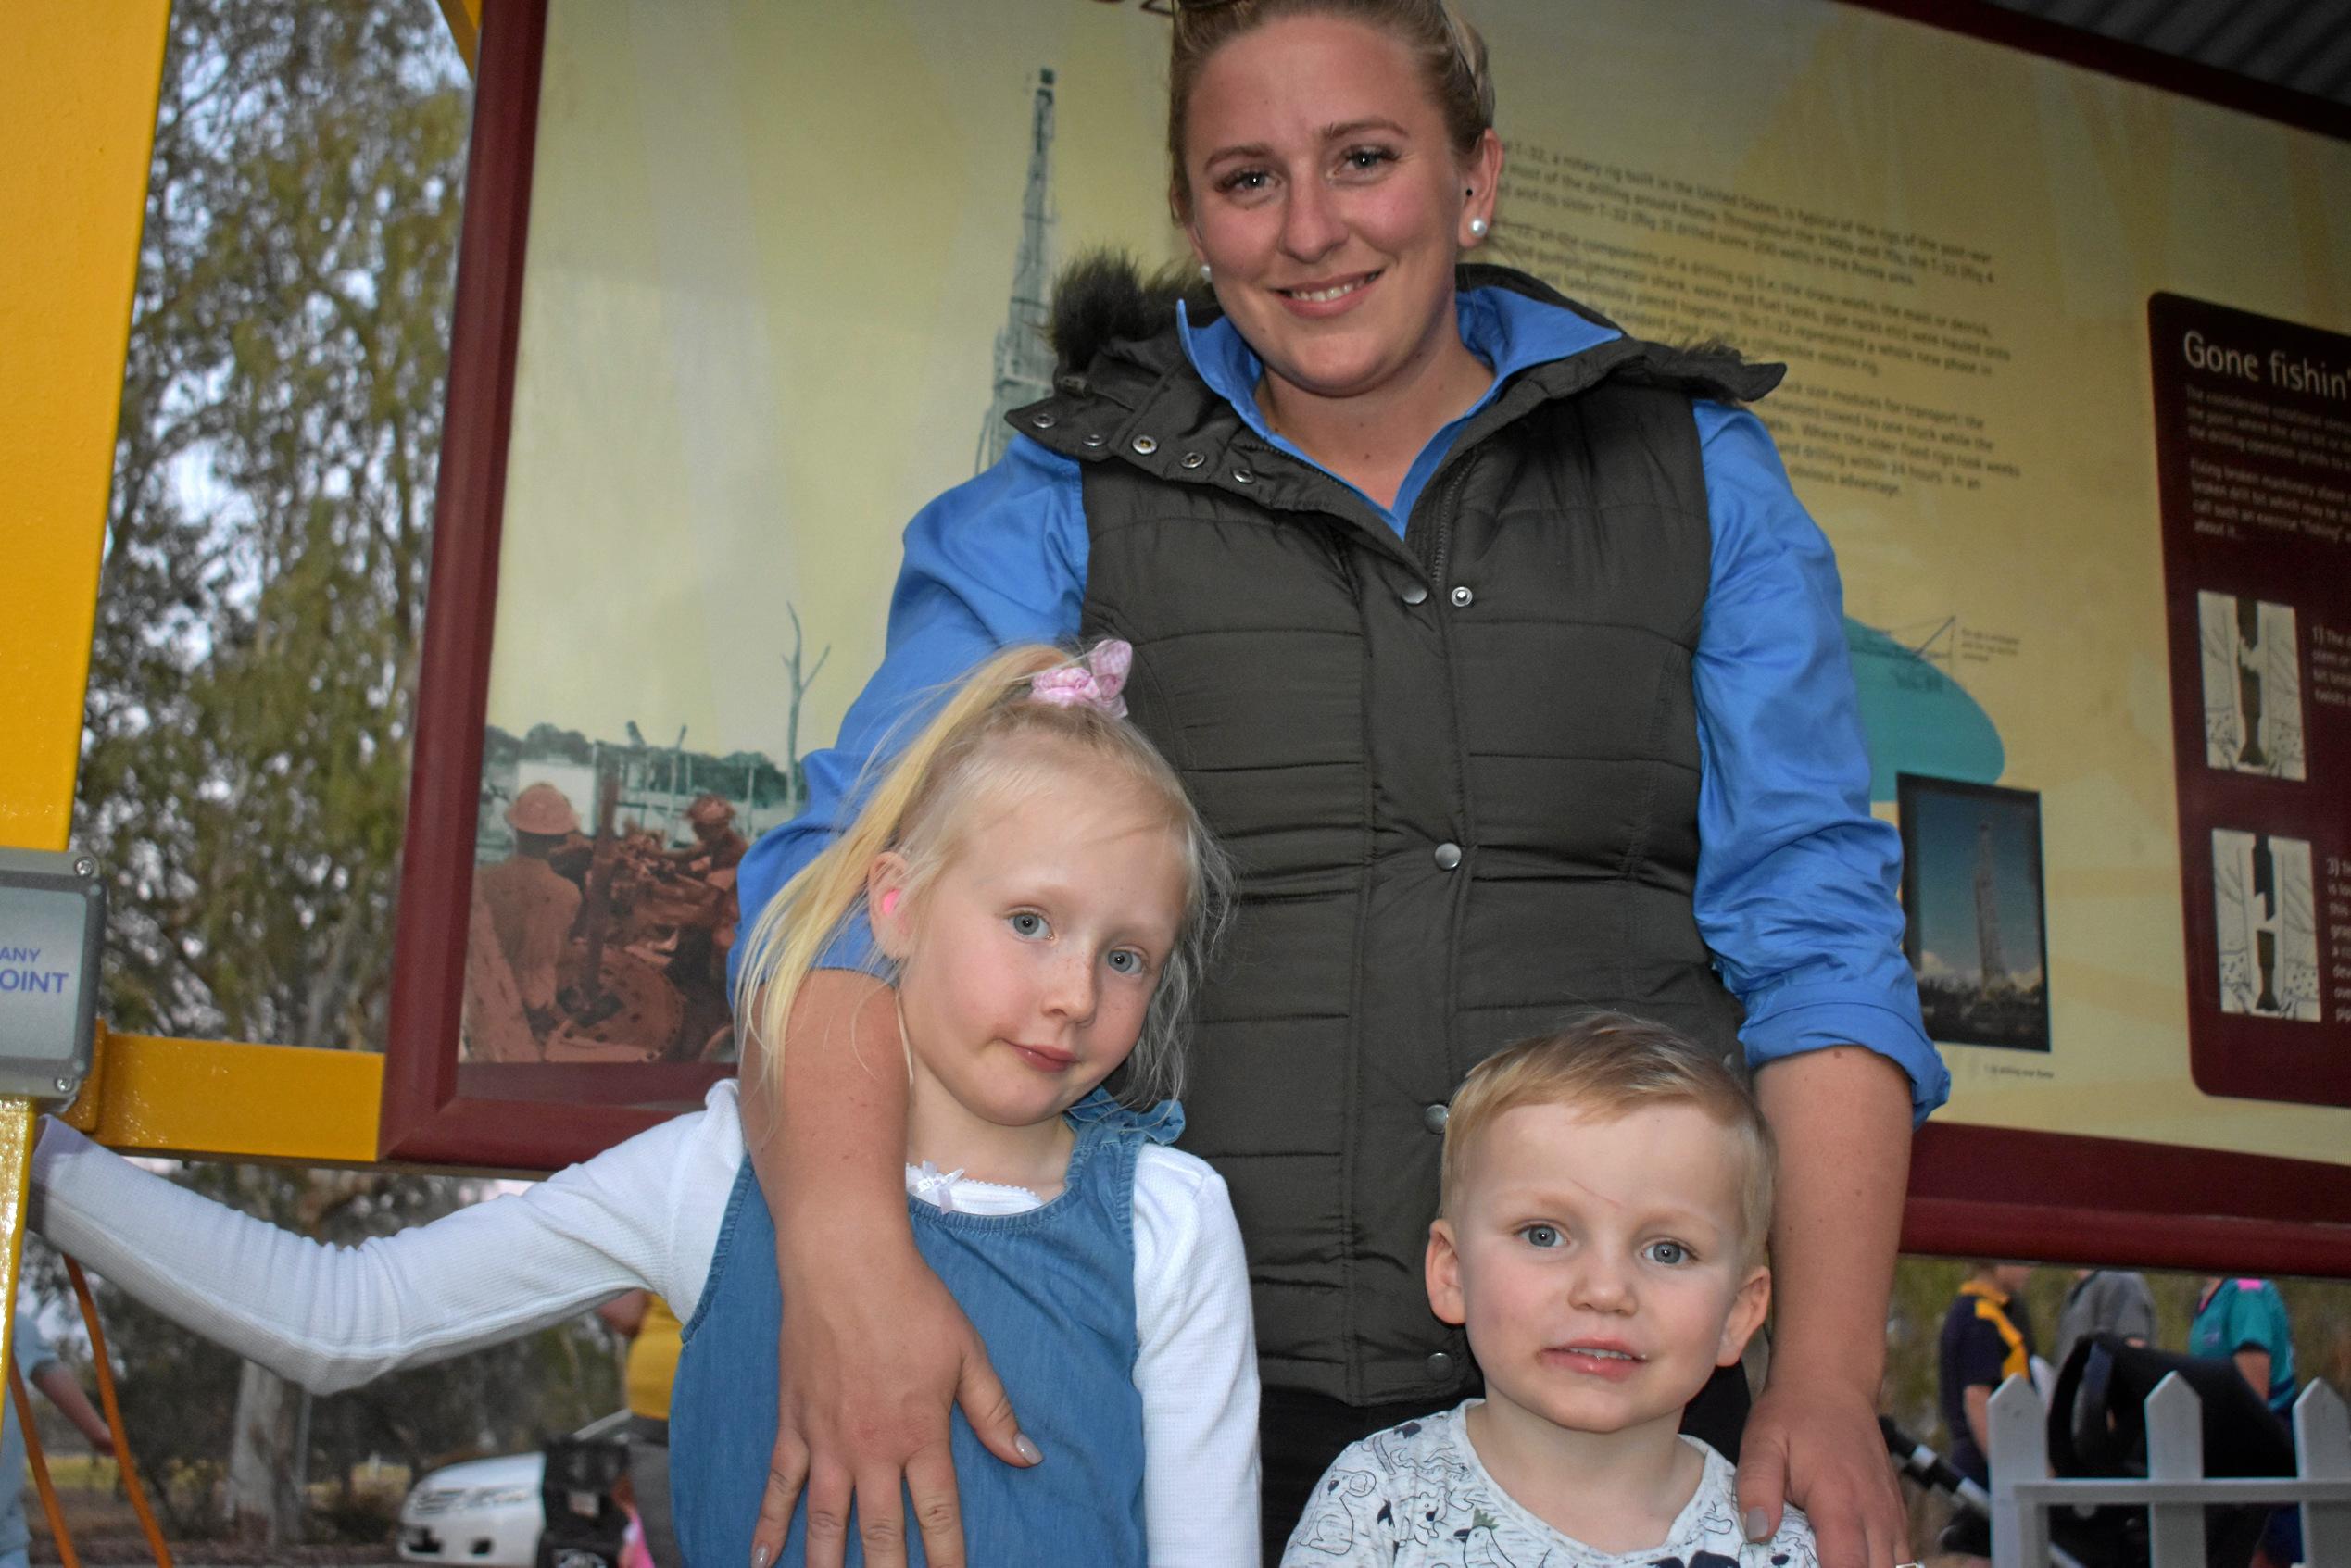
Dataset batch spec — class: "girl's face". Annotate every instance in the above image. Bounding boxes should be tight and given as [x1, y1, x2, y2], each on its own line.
[1179, 14, 1500, 408]
[874, 765, 1188, 1145]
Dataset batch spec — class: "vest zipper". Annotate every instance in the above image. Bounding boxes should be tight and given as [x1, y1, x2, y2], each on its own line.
[1426, 461, 1473, 595]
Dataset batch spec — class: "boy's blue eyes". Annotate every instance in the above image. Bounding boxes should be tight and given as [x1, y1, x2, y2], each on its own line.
[1515, 1226, 1696, 1265]
[1008, 911, 1047, 938]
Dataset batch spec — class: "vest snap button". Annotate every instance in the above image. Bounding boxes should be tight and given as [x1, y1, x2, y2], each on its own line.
[1132, 434, 1159, 455]
[1433, 841, 1463, 871]
[1422, 1102, 1449, 1135]
[1400, 583, 1429, 606]
[1425, 1350, 1455, 1379]
[1232, 466, 1254, 483]
[1082, 432, 1107, 448]
[1030, 412, 1057, 430]
[1449, 584, 1474, 608]
[1181, 451, 1206, 470]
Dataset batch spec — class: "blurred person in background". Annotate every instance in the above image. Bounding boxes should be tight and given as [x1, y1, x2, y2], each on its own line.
[1, 1309, 115, 1568]
[2052, 1268, 2155, 1374]
[1935, 1262, 2035, 1562]
[2190, 1276, 2299, 1568]
[597, 1290, 682, 1567]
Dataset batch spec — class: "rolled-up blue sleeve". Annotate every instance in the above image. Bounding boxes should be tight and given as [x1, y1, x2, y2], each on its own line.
[1691, 402, 1949, 1120]
[730, 437, 1090, 987]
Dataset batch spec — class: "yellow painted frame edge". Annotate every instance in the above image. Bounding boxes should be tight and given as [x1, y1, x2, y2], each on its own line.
[58, 1028, 386, 1168]
[436, 0, 482, 73]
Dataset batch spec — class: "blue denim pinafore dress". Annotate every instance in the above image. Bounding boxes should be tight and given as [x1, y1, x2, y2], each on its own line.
[669, 1094, 1178, 1566]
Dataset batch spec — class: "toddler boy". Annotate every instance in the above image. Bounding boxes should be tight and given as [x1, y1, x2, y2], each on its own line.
[1281, 1014, 1817, 1566]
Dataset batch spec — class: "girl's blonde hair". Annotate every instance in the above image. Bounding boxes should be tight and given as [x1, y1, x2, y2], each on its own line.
[733, 644, 1229, 1115]
[1166, 0, 1496, 220]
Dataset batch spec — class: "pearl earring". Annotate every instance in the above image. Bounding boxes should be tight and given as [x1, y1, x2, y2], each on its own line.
[1468, 217, 1489, 237]
[1200, 263, 1213, 282]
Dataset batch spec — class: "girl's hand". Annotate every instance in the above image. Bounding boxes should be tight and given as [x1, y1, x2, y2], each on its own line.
[751, 1233, 1035, 1568]
[1734, 1376, 1907, 1568]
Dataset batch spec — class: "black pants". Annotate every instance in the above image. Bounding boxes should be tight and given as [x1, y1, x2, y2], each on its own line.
[1257, 1363, 1750, 1564]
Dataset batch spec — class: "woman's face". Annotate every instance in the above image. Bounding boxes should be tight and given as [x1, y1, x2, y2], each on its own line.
[1179, 14, 1499, 406]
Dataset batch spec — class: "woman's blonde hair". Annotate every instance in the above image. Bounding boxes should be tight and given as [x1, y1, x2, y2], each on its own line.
[1166, 0, 1496, 220]
[733, 643, 1229, 1115]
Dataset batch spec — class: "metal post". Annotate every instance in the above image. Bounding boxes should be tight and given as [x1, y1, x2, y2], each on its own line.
[2298, 1380, 2351, 1567]
[1989, 1374, 2050, 1568]
[0, 1, 171, 1386]
[2142, 1374, 2204, 1568]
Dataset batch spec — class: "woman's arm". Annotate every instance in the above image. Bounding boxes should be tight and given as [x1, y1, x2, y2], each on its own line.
[28, 1108, 711, 1392]
[1131, 1147, 1260, 1567]
[1686, 405, 1944, 1568]
[733, 439, 1088, 1568]
[1745, 1048, 1914, 1568]
[739, 973, 1033, 1568]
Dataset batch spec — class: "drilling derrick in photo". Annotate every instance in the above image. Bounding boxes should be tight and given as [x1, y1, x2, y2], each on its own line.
[976, 69, 1059, 473]
[1974, 817, 2005, 995]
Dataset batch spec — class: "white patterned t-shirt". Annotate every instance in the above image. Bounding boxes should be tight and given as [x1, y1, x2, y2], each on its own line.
[1280, 1401, 1819, 1568]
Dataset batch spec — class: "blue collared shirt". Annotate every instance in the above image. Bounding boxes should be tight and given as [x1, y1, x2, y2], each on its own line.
[736, 284, 1948, 1118]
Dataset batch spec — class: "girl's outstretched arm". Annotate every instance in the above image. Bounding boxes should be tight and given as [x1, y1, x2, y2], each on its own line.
[28, 1097, 723, 1392]
[739, 972, 1032, 1568]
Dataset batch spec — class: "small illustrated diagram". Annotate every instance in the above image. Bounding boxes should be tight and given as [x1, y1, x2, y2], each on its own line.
[1842, 615, 2007, 803]
[2212, 828, 2320, 1022]
[2198, 592, 2306, 780]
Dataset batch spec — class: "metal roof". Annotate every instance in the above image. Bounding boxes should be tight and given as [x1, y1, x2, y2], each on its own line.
[1978, 0, 2351, 115]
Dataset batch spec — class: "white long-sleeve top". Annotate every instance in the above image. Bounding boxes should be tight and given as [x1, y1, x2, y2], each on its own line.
[29, 1083, 1260, 1566]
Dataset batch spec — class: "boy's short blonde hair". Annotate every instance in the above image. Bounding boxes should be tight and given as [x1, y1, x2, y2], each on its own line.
[1439, 1012, 1777, 1265]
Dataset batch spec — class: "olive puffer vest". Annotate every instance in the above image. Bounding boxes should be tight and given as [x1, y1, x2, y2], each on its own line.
[1012, 263, 1782, 1405]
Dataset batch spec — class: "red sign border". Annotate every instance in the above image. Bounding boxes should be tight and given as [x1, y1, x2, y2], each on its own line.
[383, 0, 2351, 1273]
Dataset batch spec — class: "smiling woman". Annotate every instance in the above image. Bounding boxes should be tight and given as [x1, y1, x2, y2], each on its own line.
[729, 3, 1943, 1564]
[1169, 10, 1502, 507]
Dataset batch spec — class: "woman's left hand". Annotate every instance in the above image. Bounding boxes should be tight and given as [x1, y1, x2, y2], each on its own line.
[1745, 1044, 1917, 1568]
[1735, 1375, 1908, 1568]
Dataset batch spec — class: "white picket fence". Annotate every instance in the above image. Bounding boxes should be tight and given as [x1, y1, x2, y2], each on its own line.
[1984, 1372, 2351, 1567]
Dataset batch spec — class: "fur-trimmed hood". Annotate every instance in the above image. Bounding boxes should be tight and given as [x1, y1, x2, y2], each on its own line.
[1047, 250, 1216, 380]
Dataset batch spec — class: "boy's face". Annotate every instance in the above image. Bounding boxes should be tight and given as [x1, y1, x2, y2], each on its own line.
[1427, 1100, 1770, 1443]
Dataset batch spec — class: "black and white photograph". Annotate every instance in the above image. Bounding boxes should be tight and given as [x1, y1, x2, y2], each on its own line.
[2198, 591, 2306, 781]
[2212, 827, 2322, 1022]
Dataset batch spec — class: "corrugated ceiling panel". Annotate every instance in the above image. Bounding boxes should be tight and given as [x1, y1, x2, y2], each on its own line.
[1976, 0, 2351, 110]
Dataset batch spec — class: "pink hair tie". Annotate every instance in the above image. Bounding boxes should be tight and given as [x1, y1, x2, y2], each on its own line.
[1027, 640, 1132, 719]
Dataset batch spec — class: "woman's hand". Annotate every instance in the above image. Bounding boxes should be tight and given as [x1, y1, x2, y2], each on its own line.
[753, 1221, 1035, 1568]
[1735, 1375, 1907, 1568]
[1741, 1043, 1915, 1568]
[737, 971, 1037, 1568]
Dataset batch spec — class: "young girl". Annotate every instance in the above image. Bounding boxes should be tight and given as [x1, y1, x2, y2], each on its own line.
[27, 642, 1259, 1565]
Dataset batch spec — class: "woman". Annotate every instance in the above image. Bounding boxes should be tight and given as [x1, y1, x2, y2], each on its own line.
[733, 5, 1946, 1566]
